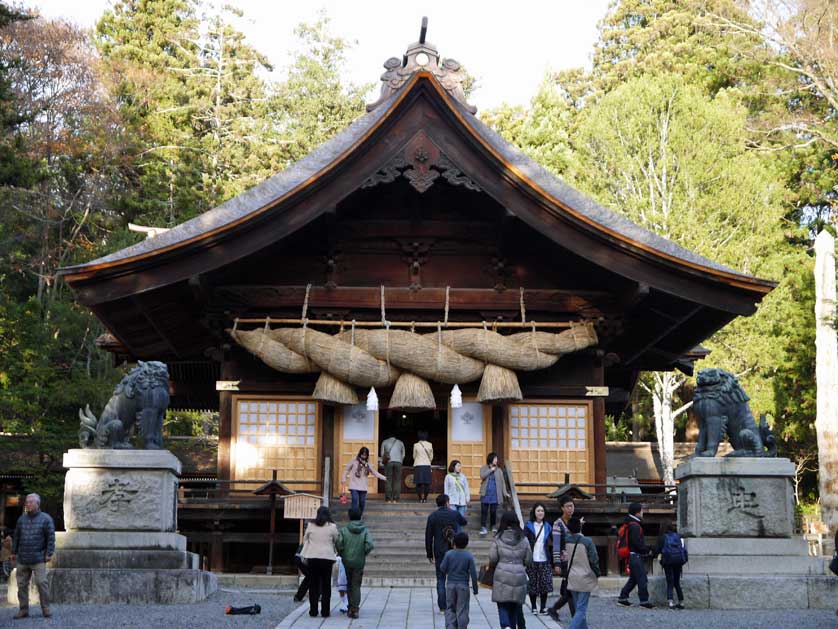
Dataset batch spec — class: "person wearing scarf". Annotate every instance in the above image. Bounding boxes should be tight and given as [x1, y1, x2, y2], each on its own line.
[444, 460, 471, 531]
[341, 447, 386, 516]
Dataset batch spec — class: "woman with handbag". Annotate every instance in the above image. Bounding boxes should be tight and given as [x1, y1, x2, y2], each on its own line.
[300, 506, 339, 618]
[413, 431, 434, 503]
[341, 447, 386, 516]
[524, 502, 553, 615]
[564, 516, 600, 629]
[489, 511, 532, 629]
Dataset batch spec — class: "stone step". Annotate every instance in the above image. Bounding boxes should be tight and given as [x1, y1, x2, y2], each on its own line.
[684, 554, 825, 575]
[684, 536, 810, 555]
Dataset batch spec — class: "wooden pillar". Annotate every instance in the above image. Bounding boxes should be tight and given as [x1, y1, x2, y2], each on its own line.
[217, 357, 235, 481]
[606, 525, 619, 576]
[491, 404, 505, 463]
[210, 520, 224, 573]
[592, 355, 607, 487]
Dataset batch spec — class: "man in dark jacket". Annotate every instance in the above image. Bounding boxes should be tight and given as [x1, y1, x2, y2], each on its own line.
[617, 502, 654, 608]
[335, 508, 375, 619]
[425, 494, 468, 613]
[11, 493, 55, 619]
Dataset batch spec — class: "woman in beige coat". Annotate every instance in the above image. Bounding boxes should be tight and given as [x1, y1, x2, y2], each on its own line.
[412, 431, 434, 503]
[489, 511, 532, 629]
[301, 506, 339, 618]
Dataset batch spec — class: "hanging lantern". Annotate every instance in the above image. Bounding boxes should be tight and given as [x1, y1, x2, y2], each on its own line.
[366, 387, 379, 412]
[450, 384, 463, 408]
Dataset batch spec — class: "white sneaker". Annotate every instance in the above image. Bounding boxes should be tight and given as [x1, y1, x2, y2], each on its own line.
[479, 527, 488, 535]
[340, 604, 348, 613]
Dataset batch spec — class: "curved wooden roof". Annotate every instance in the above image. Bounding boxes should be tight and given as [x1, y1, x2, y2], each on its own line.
[59, 72, 774, 315]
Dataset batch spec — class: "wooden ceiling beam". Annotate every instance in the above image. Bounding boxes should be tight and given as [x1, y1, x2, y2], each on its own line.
[211, 285, 614, 315]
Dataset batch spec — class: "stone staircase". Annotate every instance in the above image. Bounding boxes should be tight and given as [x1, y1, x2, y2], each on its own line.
[332, 497, 495, 587]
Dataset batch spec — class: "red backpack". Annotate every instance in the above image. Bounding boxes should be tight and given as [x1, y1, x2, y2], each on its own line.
[616, 522, 636, 561]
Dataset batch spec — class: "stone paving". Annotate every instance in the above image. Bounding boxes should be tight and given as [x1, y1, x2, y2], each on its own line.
[276, 587, 838, 629]
[276, 587, 561, 628]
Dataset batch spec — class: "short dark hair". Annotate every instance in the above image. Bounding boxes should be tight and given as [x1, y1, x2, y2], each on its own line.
[436, 494, 449, 507]
[453, 532, 469, 549]
[559, 495, 574, 507]
[448, 460, 461, 473]
[486, 452, 498, 466]
[568, 516, 583, 534]
[314, 506, 333, 526]
[418, 430, 429, 441]
[348, 508, 362, 521]
[666, 522, 678, 533]
[629, 502, 643, 516]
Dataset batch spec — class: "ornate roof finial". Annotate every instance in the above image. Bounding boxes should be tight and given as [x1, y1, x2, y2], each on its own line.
[366, 17, 476, 114]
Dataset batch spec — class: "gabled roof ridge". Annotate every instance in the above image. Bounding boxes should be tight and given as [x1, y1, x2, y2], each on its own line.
[448, 98, 774, 289]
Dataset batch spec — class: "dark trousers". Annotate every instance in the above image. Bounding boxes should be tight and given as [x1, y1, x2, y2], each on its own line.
[385, 461, 402, 500]
[663, 564, 684, 602]
[480, 502, 498, 529]
[294, 559, 310, 600]
[307, 558, 334, 615]
[345, 565, 364, 611]
[350, 489, 367, 516]
[497, 601, 521, 629]
[434, 555, 447, 611]
[549, 565, 576, 616]
[619, 553, 649, 602]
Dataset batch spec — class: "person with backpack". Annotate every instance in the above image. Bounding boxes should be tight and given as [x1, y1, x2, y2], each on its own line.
[546, 495, 576, 622]
[565, 516, 600, 629]
[439, 532, 479, 628]
[426, 494, 469, 614]
[380, 434, 405, 503]
[335, 507, 375, 619]
[616, 502, 654, 608]
[655, 522, 688, 609]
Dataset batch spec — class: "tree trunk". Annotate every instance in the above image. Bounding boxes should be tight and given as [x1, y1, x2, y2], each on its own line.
[814, 229, 838, 530]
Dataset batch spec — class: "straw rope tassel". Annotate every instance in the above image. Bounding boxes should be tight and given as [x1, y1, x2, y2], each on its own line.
[257, 316, 271, 353]
[444, 286, 450, 327]
[531, 321, 541, 363]
[519, 287, 526, 324]
[381, 286, 391, 370]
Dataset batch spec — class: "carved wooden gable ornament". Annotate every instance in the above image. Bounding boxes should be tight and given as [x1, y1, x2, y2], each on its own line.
[367, 17, 477, 115]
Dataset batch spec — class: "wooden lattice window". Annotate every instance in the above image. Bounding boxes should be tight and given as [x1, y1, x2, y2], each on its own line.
[233, 397, 320, 490]
[507, 401, 593, 486]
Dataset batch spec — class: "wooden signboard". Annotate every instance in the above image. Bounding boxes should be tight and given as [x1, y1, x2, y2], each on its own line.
[283, 493, 321, 520]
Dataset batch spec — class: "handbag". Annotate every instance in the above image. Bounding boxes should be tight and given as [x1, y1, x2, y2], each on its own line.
[478, 563, 495, 589]
[830, 551, 838, 576]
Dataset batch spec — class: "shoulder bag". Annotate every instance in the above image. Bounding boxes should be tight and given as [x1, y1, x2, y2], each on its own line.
[559, 537, 579, 598]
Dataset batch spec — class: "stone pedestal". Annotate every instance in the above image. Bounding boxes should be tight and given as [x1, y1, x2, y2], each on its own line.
[8, 449, 216, 605]
[676, 457, 822, 576]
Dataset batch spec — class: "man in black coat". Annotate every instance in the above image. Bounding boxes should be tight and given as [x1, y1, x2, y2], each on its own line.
[425, 494, 468, 613]
[11, 493, 55, 619]
[617, 502, 654, 609]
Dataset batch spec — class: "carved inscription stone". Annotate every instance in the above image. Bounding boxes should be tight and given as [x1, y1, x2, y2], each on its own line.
[63, 449, 180, 532]
[675, 457, 794, 538]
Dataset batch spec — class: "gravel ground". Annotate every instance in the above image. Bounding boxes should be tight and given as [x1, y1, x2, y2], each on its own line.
[556, 596, 838, 629]
[0, 583, 836, 628]
[0, 585, 298, 628]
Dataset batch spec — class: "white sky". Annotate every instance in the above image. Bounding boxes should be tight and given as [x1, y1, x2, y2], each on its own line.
[27, 0, 612, 110]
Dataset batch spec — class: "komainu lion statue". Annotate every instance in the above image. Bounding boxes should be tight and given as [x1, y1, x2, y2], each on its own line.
[78, 361, 170, 450]
[693, 367, 777, 457]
